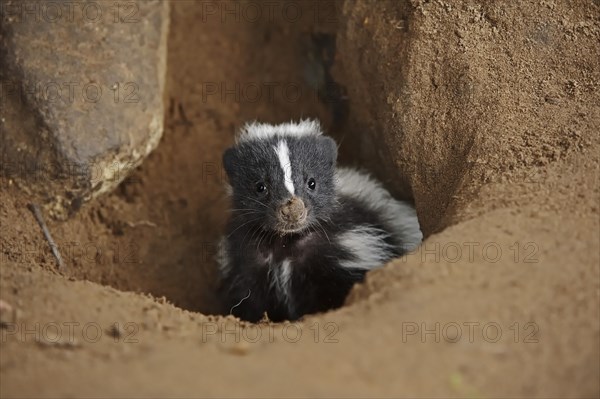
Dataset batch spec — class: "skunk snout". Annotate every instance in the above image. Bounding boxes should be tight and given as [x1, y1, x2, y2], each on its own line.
[278, 196, 307, 223]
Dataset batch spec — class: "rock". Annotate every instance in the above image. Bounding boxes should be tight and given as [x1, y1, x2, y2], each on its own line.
[0, 0, 170, 218]
[0, 299, 15, 326]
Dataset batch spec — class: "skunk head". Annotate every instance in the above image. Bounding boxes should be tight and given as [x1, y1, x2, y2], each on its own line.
[223, 120, 337, 235]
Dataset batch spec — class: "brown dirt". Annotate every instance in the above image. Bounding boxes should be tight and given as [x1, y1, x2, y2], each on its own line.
[1, 1, 599, 397]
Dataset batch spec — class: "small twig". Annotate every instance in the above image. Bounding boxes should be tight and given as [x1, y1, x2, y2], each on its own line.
[126, 220, 157, 228]
[27, 203, 65, 271]
[177, 103, 193, 127]
[230, 289, 251, 315]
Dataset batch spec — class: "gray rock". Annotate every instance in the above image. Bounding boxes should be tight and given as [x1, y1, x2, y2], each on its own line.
[0, 0, 169, 218]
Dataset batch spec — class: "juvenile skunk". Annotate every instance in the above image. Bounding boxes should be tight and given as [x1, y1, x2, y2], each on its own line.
[217, 119, 422, 322]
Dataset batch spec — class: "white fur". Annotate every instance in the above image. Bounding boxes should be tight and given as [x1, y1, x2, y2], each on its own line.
[216, 237, 231, 275]
[237, 119, 322, 143]
[274, 140, 295, 195]
[269, 258, 294, 314]
[279, 259, 293, 294]
[223, 182, 233, 197]
[335, 167, 423, 251]
[337, 226, 398, 270]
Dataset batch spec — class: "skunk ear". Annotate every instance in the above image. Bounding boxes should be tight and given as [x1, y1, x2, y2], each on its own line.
[319, 136, 338, 166]
[222, 147, 238, 178]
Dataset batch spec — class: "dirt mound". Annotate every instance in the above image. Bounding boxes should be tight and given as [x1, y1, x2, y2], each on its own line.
[1, 1, 598, 397]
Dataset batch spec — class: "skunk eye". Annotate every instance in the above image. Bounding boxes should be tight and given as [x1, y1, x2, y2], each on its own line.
[307, 178, 316, 190]
[256, 182, 266, 193]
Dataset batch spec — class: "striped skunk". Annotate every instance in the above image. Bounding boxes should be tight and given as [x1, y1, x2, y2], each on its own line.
[217, 119, 422, 322]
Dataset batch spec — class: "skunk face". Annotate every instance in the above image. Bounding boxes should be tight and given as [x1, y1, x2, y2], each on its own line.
[223, 134, 338, 235]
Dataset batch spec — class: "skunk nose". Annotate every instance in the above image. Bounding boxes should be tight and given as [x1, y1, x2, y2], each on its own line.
[279, 197, 306, 223]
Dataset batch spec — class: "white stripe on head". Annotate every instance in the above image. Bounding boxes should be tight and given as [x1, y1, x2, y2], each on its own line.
[274, 140, 295, 195]
[238, 119, 322, 143]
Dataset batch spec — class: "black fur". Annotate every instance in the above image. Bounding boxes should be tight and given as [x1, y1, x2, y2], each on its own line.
[218, 133, 405, 322]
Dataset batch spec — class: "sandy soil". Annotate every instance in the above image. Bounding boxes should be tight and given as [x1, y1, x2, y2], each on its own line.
[1, 1, 599, 397]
